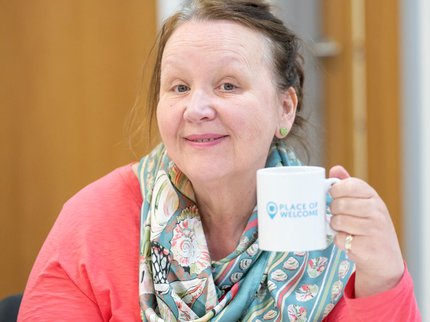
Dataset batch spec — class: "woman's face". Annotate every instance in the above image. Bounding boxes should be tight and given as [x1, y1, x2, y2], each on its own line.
[157, 20, 296, 184]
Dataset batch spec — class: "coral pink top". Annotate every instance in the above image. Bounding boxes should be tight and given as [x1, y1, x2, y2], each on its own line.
[18, 165, 421, 321]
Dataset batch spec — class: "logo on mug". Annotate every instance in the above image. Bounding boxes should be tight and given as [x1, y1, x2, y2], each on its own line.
[265, 201, 319, 219]
[266, 202, 278, 219]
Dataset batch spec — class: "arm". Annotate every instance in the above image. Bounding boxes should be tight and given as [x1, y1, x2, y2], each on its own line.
[18, 203, 106, 322]
[325, 265, 421, 321]
[18, 257, 103, 322]
[18, 166, 142, 321]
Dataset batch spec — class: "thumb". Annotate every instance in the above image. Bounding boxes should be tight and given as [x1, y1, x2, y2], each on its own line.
[329, 165, 351, 179]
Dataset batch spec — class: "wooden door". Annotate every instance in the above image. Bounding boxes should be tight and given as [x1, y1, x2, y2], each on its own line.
[322, 0, 403, 244]
[0, 0, 156, 298]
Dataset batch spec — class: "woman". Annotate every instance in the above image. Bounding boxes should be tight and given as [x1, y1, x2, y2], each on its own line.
[19, 0, 420, 321]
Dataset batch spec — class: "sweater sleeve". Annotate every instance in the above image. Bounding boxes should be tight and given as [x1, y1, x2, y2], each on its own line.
[17, 252, 104, 321]
[18, 165, 142, 322]
[325, 264, 421, 321]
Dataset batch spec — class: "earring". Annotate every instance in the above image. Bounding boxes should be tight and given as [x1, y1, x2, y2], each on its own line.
[279, 127, 289, 138]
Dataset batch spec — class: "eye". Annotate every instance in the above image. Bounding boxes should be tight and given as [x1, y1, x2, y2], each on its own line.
[173, 84, 190, 93]
[220, 82, 237, 91]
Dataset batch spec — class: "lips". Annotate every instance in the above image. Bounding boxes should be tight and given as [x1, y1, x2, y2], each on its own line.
[188, 137, 221, 143]
[184, 134, 228, 144]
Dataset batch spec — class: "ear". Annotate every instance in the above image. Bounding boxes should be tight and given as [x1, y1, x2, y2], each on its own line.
[275, 87, 298, 139]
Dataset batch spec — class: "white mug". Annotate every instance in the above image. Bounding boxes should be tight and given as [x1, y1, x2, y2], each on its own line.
[257, 166, 339, 252]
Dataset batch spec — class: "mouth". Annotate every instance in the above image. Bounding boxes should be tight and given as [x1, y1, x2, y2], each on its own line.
[184, 134, 228, 144]
[188, 137, 222, 143]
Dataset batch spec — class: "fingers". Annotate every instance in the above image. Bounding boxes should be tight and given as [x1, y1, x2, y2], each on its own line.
[329, 165, 350, 179]
[329, 177, 377, 199]
[330, 214, 373, 236]
[330, 196, 385, 218]
[327, 172, 390, 246]
[333, 232, 367, 261]
[334, 232, 367, 259]
[334, 232, 355, 253]
[327, 166, 405, 296]
[330, 192, 389, 235]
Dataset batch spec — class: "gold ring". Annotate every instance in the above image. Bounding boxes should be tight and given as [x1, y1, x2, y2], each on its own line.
[345, 235, 353, 253]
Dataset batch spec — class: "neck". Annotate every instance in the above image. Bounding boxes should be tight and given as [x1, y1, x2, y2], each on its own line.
[193, 175, 257, 260]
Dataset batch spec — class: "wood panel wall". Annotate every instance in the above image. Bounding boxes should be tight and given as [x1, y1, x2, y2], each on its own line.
[364, 0, 403, 246]
[323, 0, 403, 244]
[0, 0, 156, 298]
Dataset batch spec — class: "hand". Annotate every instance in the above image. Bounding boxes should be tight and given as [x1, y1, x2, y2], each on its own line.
[329, 165, 404, 298]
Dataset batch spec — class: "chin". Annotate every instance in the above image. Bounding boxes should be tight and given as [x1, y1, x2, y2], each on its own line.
[180, 161, 231, 183]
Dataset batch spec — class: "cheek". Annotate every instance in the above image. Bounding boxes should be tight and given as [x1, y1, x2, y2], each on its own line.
[244, 112, 277, 141]
[234, 118, 275, 159]
[157, 104, 179, 139]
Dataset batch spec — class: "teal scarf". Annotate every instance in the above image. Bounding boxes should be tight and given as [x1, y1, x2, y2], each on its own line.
[137, 142, 354, 321]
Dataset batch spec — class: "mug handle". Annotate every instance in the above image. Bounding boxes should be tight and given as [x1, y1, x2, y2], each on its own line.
[325, 178, 341, 236]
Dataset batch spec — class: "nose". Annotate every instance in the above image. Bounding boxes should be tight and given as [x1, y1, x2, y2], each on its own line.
[183, 89, 216, 123]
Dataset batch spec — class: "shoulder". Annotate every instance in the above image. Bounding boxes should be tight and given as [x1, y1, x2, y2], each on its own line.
[64, 164, 141, 214]
[51, 164, 142, 257]
[62, 164, 142, 227]
[22, 165, 143, 320]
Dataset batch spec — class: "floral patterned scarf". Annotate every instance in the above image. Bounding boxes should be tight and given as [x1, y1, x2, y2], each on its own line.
[137, 142, 354, 321]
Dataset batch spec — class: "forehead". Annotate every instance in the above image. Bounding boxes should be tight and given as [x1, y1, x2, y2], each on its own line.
[162, 19, 272, 67]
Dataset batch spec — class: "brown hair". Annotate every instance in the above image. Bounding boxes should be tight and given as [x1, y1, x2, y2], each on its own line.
[131, 0, 306, 152]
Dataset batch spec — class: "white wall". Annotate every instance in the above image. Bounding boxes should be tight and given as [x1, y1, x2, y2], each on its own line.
[271, 0, 326, 166]
[401, 0, 430, 318]
[157, 0, 183, 28]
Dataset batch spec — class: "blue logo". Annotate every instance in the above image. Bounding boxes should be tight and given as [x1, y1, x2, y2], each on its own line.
[266, 201, 278, 219]
[265, 201, 319, 219]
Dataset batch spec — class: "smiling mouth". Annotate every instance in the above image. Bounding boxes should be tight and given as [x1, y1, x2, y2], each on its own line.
[192, 138, 219, 143]
[185, 135, 228, 143]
